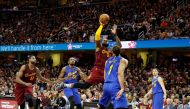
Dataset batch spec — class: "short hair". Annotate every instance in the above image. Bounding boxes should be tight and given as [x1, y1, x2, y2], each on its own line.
[152, 68, 160, 72]
[112, 45, 120, 56]
[28, 55, 35, 60]
[151, 68, 160, 75]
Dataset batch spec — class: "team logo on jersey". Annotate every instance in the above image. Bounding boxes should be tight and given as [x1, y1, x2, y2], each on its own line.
[25, 73, 36, 77]
[68, 72, 77, 79]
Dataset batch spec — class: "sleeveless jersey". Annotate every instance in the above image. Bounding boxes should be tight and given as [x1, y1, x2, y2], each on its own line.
[104, 56, 122, 85]
[63, 66, 79, 84]
[152, 76, 163, 94]
[21, 64, 37, 85]
[94, 47, 111, 69]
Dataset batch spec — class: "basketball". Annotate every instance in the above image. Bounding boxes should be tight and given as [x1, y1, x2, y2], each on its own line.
[99, 14, 110, 25]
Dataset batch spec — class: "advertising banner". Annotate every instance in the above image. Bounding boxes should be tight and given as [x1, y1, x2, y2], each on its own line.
[0, 99, 17, 109]
[0, 39, 189, 52]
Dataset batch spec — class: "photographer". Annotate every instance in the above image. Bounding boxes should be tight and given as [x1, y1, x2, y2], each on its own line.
[54, 92, 70, 109]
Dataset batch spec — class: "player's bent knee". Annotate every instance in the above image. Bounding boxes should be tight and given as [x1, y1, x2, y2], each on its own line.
[25, 94, 34, 107]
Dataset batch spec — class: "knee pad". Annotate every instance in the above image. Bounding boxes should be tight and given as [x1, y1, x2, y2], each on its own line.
[25, 94, 34, 107]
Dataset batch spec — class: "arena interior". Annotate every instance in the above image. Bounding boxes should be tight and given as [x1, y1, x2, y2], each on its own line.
[0, 0, 189, 109]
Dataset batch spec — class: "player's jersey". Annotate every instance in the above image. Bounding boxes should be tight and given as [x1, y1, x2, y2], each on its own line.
[21, 64, 37, 85]
[94, 47, 111, 69]
[63, 66, 79, 84]
[152, 76, 163, 94]
[104, 56, 122, 84]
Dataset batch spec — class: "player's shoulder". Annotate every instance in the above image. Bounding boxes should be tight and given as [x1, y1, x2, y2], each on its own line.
[158, 76, 163, 81]
[121, 57, 128, 63]
[95, 47, 101, 52]
[95, 47, 103, 52]
[75, 66, 80, 69]
[96, 47, 107, 52]
[20, 64, 27, 69]
[74, 66, 79, 69]
[62, 66, 67, 70]
[21, 64, 26, 67]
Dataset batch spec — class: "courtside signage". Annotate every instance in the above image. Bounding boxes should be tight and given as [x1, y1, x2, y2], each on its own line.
[0, 39, 189, 52]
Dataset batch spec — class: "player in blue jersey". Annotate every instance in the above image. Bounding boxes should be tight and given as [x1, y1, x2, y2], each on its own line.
[98, 45, 128, 109]
[144, 68, 167, 109]
[55, 57, 87, 109]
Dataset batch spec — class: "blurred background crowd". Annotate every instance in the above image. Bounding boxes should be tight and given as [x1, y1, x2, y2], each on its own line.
[0, 0, 190, 45]
[0, 0, 190, 109]
[0, 53, 189, 108]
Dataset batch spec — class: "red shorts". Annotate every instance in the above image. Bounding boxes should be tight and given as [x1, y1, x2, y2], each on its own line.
[86, 66, 104, 85]
[14, 83, 33, 105]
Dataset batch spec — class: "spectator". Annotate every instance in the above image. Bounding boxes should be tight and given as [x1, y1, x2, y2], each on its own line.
[0, 0, 189, 45]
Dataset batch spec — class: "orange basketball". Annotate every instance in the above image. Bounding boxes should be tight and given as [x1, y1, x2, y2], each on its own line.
[99, 14, 110, 25]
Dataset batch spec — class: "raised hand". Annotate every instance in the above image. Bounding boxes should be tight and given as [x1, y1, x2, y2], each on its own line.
[116, 89, 124, 99]
[111, 24, 117, 35]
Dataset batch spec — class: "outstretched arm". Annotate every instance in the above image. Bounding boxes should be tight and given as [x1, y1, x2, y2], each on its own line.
[36, 68, 52, 83]
[144, 88, 152, 98]
[76, 67, 88, 81]
[95, 23, 104, 51]
[15, 65, 32, 86]
[111, 24, 122, 48]
[54, 67, 67, 83]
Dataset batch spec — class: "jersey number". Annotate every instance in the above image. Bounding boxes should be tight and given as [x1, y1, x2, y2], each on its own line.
[68, 73, 76, 79]
[108, 64, 113, 75]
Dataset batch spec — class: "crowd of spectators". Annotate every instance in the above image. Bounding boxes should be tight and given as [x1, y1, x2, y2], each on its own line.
[0, 54, 189, 108]
[0, 0, 190, 45]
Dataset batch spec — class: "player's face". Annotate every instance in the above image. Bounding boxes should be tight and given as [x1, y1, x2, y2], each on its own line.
[29, 56, 37, 64]
[102, 39, 108, 47]
[68, 58, 75, 65]
[152, 69, 158, 76]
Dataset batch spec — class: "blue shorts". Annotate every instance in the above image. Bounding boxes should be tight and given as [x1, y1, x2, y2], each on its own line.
[64, 88, 81, 105]
[99, 83, 128, 109]
[152, 93, 164, 109]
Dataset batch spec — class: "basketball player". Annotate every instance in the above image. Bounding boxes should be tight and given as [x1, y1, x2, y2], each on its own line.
[98, 45, 128, 109]
[55, 57, 87, 109]
[144, 68, 167, 109]
[14, 55, 54, 109]
[64, 22, 122, 89]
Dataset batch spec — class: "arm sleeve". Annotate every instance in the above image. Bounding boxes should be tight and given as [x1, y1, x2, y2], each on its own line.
[95, 25, 103, 41]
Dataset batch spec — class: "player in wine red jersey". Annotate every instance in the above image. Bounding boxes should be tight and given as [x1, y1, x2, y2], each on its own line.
[64, 23, 122, 89]
[14, 55, 54, 109]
